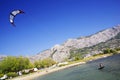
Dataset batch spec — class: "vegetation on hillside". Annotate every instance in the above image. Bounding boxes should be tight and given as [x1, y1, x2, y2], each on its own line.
[69, 50, 84, 61]
[34, 58, 56, 69]
[69, 32, 120, 60]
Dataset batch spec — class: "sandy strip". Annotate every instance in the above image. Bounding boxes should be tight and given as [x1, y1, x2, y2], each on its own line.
[11, 62, 86, 80]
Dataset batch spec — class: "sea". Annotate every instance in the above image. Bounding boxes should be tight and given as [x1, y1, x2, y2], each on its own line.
[34, 54, 120, 80]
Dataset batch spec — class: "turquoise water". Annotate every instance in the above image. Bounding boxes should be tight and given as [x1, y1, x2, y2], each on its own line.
[34, 54, 120, 80]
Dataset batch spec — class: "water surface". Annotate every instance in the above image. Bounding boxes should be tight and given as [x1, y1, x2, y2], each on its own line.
[34, 54, 120, 80]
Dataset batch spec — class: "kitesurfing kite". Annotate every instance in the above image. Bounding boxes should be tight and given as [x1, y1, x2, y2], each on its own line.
[10, 10, 24, 26]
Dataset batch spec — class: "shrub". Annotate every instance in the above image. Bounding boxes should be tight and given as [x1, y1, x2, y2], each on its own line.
[103, 48, 111, 54]
[34, 58, 56, 68]
[115, 47, 120, 51]
[75, 56, 80, 61]
[110, 49, 117, 54]
[0, 74, 4, 78]
[58, 64, 66, 67]
[7, 72, 18, 78]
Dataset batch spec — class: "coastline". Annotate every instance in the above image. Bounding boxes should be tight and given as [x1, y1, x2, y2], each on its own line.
[11, 62, 86, 80]
[10, 53, 116, 80]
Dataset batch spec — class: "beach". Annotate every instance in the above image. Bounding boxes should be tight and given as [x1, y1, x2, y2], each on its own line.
[11, 62, 86, 80]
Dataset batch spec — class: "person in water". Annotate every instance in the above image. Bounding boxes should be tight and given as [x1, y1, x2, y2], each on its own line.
[98, 63, 104, 70]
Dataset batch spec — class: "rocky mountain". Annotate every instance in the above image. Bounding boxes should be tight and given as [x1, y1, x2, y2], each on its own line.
[70, 32, 120, 58]
[30, 25, 120, 62]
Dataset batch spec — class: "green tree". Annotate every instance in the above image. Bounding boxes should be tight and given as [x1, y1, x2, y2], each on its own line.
[0, 56, 33, 73]
[0, 56, 17, 73]
[103, 48, 111, 54]
[34, 61, 41, 68]
[34, 58, 56, 68]
[17, 56, 33, 70]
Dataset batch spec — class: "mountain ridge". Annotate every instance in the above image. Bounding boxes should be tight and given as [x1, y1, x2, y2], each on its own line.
[0, 55, 6, 61]
[30, 25, 120, 62]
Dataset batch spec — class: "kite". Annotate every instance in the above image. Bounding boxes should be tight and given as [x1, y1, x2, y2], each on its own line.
[10, 10, 24, 26]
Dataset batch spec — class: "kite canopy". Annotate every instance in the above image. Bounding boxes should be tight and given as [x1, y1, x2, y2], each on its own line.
[10, 10, 24, 26]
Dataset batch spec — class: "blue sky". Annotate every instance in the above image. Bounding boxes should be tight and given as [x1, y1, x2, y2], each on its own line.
[0, 0, 120, 56]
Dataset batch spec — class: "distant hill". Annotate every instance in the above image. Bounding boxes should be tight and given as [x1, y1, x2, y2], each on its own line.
[0, 55, 6, 61]
[29, 25, 120, 62]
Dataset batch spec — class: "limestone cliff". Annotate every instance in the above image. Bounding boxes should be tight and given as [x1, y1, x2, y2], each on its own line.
[30, 25, 120, 62]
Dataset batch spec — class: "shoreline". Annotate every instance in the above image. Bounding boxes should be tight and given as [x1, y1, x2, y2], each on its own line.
[11, 62, 86, 80]
[11, 53, 116, 80]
